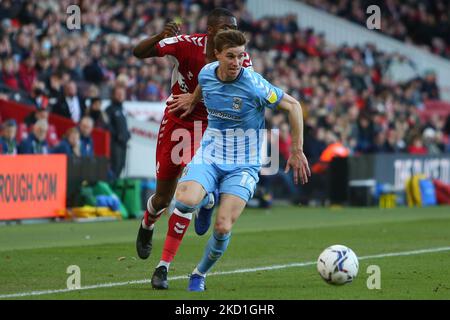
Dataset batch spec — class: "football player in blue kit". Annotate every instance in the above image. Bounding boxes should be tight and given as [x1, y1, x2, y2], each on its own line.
[168, 29, 310, 291]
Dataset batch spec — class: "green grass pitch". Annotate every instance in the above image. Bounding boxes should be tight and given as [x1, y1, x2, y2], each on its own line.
[0, 206, 449, 300]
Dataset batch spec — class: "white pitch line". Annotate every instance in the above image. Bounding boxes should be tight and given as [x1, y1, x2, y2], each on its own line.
[1, 246, 449, 299]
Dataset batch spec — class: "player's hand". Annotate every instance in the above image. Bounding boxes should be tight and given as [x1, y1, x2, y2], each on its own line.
[285, 151, 311, 185]
[167, 93, 195, 118]
[159, 21, 180, 39]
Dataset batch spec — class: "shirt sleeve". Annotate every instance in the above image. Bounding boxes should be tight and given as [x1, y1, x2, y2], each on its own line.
[251, 71, 284, 110]
[198, 61, 218, 88]
[155, 36, 180, 57]
[242, 52, 253, 71]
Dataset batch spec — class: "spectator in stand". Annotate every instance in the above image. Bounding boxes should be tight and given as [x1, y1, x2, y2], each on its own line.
[46, 71, 63, 110]
[1, 58, 19, 90]
[0, 0, 447, 168]
[24, 81, 50, 127]
[303, 0, 450, 60]
[18, 119, 49, 154]
[78, 116, 95, 157]
[421, 70, 440, 100]
[83, 44, 106, 85]
[106, 85, 130, 178]
[52, 127, 81, 157]
[382, 128, 404, 153]
[86, 97, 109, 129]
[354, 113, 376, 153]
[422, 128, 442, 155]
[0, 33, 12, 60]
[0, 119, 18, 155]
[407, 134, 428, 155]
[18, 52, 36, 93]
[11, 31, 30, 61]
[24, 103, 49, 128]
[53, 81, 86, 123]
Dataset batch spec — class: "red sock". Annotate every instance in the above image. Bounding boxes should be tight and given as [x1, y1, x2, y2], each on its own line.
[161, 209, 191, 263]
[144, 210, 157, 225]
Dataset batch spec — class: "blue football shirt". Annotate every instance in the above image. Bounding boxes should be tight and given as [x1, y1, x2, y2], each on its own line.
[194, 61, 284, 170]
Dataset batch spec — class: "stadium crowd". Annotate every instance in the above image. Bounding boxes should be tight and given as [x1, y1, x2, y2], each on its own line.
[0, 0, 449, 168]
[301, 0, 450, 60]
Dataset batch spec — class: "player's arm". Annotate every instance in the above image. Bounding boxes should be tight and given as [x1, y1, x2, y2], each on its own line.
[133, 21, 180, 59]
[276, 93, 311, 185]
[168, 85, 203, 119]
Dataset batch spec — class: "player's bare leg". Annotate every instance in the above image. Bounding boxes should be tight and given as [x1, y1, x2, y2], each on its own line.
[189, 194, 246, 291]
[136, 178, 178, 260]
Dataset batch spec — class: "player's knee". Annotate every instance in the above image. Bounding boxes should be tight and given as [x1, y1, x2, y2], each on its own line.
[175, 190, 201, 209]
[214, 219, 232, 235]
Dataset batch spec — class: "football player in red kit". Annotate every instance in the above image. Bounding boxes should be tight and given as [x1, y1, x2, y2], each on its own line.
[133, 8, 252, 289]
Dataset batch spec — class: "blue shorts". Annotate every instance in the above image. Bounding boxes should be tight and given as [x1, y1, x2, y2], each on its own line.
[179, 161, 259, 202]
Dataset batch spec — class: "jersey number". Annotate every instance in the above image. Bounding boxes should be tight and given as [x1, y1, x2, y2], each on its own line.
[240, 172, 256, 197]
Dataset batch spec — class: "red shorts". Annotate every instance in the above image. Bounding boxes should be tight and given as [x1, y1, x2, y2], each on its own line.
[155, 113, 207, 180]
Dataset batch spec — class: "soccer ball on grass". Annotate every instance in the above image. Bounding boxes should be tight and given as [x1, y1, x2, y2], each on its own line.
[317, 245, 359, 285]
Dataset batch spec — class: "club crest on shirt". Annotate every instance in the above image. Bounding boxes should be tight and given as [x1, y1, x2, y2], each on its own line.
[232, 97, 242, 110]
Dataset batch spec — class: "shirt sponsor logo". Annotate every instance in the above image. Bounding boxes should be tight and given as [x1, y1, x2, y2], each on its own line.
[208, 109, 241, 121]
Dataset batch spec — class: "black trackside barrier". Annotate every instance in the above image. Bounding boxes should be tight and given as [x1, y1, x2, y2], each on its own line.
[66, 156, 109, 207]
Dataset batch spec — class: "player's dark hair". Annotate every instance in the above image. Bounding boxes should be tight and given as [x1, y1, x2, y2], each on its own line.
[207, 8, 235, 26]
[214, 30, 247, 52]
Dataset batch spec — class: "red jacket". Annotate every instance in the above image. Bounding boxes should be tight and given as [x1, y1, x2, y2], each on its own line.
[18, 63, 36, 93]
[1, 72, 19, 90]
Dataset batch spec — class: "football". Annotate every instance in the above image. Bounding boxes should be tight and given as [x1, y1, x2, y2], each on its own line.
[317, 245, 359, 285]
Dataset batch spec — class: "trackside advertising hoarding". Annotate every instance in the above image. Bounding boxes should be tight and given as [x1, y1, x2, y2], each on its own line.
[349, 154, 450, 189]
[0, 155, 67, 220]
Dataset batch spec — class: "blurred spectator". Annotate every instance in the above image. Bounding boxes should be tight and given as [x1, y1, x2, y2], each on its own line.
[53, 81, 86, 123]
[303, 0, 450, 60]
[83, 44, 106, 85]
[0, 119, 18, 155]
[52, 127, 81, 157]
[45, 72, 63, 109]
[422, 128, 442, 155]
[1, 58, 19, 90]
[24, 103, 49, 128]
[259, 128, 301, 205]
[354, 113, 376, 153]
[382, 129, 404, 153]
[86, 97, 109, 129]
[304, 125, 327, 165]
[11, 31, 30, 61]
[106, 86, 130, 178]
[18, 119, 49, 154]
[407, 134, 427, 155]
[18, 52, 36, 93]
[0, 0, 446, 165]
[78, 116, 95, 157]
[421, 70, 440, 100]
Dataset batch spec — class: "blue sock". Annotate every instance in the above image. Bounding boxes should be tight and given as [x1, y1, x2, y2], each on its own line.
[197, 231, 231, 274]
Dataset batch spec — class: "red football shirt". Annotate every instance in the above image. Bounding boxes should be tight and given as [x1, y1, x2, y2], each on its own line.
[156, 33, 253, 128]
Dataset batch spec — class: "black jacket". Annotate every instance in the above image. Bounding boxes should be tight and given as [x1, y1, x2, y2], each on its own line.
[105, 101, 130, 148]
[53, 95, 86, 122]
